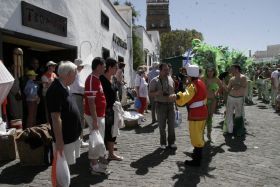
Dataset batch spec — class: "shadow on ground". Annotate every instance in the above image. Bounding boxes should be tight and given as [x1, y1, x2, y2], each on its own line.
[70, 152, 108, 187]
[224, 134, 247, 152]
[134, 123, 158, 134]
[173, 142, 225, 187]
[0, 163, 48, 184]
[257, 105, 268, 109]
[130, 147, 175, 175]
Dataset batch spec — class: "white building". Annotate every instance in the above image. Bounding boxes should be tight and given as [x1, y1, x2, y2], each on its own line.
[0, 0, 134, 85]
[134, 26, 160, 67]
[254, 44, 280, 64]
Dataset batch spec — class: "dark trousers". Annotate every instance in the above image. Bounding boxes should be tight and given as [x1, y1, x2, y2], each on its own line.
[156, 102, 176, 145]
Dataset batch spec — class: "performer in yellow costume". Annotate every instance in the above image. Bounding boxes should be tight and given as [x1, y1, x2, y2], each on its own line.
[176, 65, 208, 167]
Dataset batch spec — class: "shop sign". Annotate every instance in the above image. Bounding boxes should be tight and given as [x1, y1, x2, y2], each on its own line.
[113, 33, 127, 50]
[21, 1, 67, 37]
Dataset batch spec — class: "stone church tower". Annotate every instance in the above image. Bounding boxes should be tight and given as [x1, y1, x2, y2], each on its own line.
[146, 0, 171, 34]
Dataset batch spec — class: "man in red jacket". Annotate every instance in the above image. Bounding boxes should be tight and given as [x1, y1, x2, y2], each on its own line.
[176, 64, 208, 166]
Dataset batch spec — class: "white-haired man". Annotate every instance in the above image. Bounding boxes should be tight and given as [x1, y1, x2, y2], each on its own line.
[69, 59, 88, 148]
[46, 61, 82, 168]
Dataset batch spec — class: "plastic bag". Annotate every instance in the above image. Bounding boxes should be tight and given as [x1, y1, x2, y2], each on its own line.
[52, 152, 70, 187]
[0, 122, 6, 133]
[89, 130, 106, 157]
[174, 110, 182, 128]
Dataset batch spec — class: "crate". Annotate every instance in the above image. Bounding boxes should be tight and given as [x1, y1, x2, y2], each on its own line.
[124, 119, 138, 128]
[0, 135, 16, 161]
[16, 140, 46, 166]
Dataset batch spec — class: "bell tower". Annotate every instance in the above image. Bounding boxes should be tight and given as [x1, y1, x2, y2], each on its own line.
[146, 0, 171, 34]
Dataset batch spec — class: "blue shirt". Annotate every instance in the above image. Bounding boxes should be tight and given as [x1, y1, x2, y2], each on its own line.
[24, 80, 38, 101]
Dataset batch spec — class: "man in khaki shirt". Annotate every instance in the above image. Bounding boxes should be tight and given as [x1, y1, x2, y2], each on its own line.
[149, 63, 177, 149]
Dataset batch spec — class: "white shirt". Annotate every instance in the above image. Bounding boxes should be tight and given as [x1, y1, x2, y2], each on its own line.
[271, 70, 280, 88]
[69, 72, 84, 94]
[135, 74, 148, 98]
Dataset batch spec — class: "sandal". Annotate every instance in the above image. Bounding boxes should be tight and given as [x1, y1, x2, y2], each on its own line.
[108, 155, 124, 161]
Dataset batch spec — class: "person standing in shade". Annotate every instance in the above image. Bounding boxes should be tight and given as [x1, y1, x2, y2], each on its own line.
[69, 59, 89, 148]
[84, 57, 109, 175]
[100, 58, 123, 161]
[41, 61, 57, 122]
[149, 63, 177, 149]
[24, 70, 40, 128]
[46, 61, 81, 168]
[176, 64, 208, 167]
[115, 61, 126, 102]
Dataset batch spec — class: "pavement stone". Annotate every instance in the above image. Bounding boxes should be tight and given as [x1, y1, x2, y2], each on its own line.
[0, 96, 280, 187]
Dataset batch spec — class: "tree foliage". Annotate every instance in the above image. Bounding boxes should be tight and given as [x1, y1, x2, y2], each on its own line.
[123, 1, 140, 24]
[160, 29, 203, 59]
[132, 29, 144, 70]
[113, 1, 120, 5]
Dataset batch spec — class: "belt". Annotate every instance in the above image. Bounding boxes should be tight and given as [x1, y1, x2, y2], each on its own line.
[189, 100, 205, 108]
[73, 93, 84, 96]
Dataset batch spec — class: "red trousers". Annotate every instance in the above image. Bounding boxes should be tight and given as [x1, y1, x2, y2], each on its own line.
[137, 97, 147, 114]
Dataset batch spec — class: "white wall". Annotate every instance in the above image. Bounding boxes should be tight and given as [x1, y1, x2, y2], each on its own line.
[0, 0, 134, 86]
[134, 26, 160, 67]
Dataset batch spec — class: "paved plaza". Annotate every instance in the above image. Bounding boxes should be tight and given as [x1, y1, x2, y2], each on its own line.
[0, 96, 280, 187]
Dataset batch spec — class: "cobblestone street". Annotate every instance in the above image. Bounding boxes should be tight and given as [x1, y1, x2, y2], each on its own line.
[0, 96, 280, 187]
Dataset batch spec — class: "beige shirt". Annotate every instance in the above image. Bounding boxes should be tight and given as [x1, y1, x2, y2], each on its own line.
[149, 75, 175, 103]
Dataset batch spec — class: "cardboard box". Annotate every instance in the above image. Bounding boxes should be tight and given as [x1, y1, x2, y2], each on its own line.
[0, 135, 16, 161]
[16, 141, 46, 166]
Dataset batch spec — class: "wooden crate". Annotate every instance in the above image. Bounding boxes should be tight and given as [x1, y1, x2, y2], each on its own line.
[124, 119, 138, 128]
[0, 135, 16, 161]
[16, 141, 46, 166]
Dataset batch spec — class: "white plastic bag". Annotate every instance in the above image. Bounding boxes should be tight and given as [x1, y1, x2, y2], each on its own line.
[174, 110, 182, 128]
[89, 130, 106, 157]
[0, 122, 6, 133]
[56, 153, 70, 187]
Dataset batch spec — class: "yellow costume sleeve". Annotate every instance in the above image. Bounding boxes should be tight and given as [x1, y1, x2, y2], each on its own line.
[176, 84, 196, 106]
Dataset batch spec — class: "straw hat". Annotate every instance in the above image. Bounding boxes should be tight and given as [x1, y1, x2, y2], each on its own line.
[26, 70, 38, 76]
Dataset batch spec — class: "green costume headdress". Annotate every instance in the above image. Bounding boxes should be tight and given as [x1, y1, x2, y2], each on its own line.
[190, 39, 253, 74]
[191, 39, 219, 74]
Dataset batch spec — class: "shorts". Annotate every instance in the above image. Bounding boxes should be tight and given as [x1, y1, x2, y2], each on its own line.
[85, 115, 106, 159]
[85, 115, 105, 139]
[53, 138, 80, 165]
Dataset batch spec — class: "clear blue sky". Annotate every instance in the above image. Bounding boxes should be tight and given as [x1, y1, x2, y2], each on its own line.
[118, 0, 280, 55]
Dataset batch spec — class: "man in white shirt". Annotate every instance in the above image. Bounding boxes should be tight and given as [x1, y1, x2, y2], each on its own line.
[271, 65, 280, 107]
[69, 59, 88, 148]
[115, 62, 126, 101]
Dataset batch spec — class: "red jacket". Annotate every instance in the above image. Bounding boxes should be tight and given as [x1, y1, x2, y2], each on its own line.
[187, 79, 208, 121]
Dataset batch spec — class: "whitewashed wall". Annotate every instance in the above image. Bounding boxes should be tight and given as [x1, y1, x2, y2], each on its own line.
[135, 26, 160, 67]
[0, 0, 133, 86]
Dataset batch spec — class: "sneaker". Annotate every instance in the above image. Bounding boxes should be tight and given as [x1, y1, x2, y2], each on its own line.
[141, 118, 146, 122]
[80, 140, 89, 148]
[169, 144, 177, 149]
[160, 145, 166, 149]
[90, 164, 110, 175]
